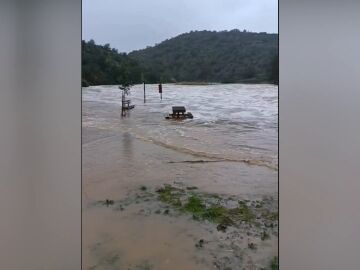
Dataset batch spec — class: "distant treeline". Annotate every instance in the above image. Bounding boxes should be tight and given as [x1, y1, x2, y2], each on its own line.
[82, 30, 278, 87]
[82, 40, 142, 87]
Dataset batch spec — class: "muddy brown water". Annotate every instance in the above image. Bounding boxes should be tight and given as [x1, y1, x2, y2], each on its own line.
[82, 84, 278, 270]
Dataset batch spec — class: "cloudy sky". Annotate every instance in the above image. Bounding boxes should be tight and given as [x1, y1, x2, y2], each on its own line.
[83, 0, 278, 53]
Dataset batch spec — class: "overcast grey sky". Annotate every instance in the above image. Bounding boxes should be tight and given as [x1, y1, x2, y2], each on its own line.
[83, 0, 278, 53]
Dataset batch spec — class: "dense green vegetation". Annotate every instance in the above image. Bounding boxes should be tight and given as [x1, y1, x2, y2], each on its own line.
[130, 30, 278, 84]
[82, 40, 142, 87]
[82, 30, 278, 86]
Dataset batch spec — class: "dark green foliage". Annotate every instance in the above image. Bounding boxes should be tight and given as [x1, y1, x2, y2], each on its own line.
[129, 30, 278, 84]
[156, 184, 259, 228]
[203, 205, 229, 223]
[156, 185, 182, 207]
[183, 195, 206, 214]
[82, 39, 141, 86]
[229, 202, 256, 223]
[262, 211, 278, 221]
[183, 195, 233, 227]
[182, 194, 254, 227]
[82, 30, 278, 86]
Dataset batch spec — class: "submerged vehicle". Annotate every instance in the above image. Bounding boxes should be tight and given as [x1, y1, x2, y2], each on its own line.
[165, 106, 193, 119]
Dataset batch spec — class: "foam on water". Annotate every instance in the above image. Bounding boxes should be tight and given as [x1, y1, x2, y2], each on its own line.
[83, 83, 278, 169]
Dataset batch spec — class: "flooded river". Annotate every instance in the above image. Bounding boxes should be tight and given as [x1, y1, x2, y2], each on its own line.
[82, 84, 278, 270]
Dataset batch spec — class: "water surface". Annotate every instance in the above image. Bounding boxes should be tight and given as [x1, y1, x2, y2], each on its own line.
[83, 83, 278, 169]
[82, 83, 278, 270]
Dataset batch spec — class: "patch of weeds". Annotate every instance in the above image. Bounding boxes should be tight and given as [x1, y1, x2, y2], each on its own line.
[183, 195, 206, 218]
[229, 203, 255, 223]
[140, 186, 147, 191]
[270, 256, 278, 270]
[183, 195, 236, 231]
[156, 185, 183, 208]
[183, 195, 228, 221]
[262, 211, 278, 221]
[155, 184, 259, 231]
[186, 186, 198, 190]
[203, 205, 228, 223]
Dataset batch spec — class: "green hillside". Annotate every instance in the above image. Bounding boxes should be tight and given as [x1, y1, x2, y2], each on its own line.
[129, 30, 278, 84]
[82, 30, 278, 86]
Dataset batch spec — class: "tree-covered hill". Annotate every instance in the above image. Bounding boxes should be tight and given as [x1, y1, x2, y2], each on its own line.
[82, 40, 142, 87]
[129, 30, 278, 84]
[82, 30, 278, 86]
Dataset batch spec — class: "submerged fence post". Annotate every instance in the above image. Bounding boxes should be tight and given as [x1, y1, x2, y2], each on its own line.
[141, 73, 146, 104]
[158, 83, 162, 101]
[121, 90, 125, 117]
[143, 81, 146, 103]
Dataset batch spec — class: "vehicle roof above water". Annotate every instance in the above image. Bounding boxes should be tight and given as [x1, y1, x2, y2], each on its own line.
[172, 106, 186, 113]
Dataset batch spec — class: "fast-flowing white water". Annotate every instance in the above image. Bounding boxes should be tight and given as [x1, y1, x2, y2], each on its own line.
[83, 83, 278, 169]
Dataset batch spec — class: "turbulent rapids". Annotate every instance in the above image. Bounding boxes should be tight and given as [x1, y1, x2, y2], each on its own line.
[83, 83, 278, 170]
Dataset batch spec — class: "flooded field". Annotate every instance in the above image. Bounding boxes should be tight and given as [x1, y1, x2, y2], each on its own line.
[82, 84, 278, 270]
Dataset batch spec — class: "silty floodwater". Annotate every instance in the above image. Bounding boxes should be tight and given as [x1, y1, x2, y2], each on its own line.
[83, 83, 278, 169]
[82, 84, 278, 270]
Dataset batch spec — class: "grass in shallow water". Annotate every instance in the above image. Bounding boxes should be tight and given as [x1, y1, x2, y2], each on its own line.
[262, 210, 278, 221]
[156, 185, 183, 208]
[155, 184, 276, 231]
[229, 202, 256, 223]
[182, 194, 255, 227]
